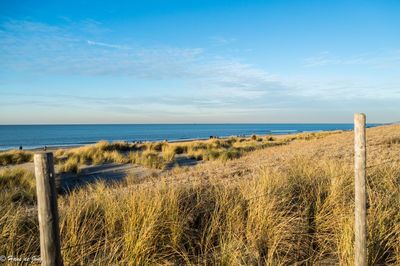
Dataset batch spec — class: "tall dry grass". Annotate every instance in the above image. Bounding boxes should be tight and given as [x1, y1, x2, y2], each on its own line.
[55, 137, 286, 172]
[128, 151, 167, 169]
[0, 150, 33, 166]
[57, 141, 130, 173]
[0, 131, 338, 172]
[184, 136, 286, 162]
[0, 168, 36, 206]
[1, 156, 399, 264]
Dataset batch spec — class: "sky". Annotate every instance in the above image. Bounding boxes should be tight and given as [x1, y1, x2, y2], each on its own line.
[0, 0, 399, 124]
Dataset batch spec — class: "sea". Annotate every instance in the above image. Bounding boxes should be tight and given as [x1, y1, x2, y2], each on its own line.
[0, 124, 380, 151]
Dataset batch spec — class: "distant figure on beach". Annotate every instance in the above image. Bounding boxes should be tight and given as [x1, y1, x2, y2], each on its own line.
[43, 146, 47, 151]
[19, 146, 23, 150]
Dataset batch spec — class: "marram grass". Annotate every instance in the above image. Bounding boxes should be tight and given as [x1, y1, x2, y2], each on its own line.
[1, 156, 399, 265]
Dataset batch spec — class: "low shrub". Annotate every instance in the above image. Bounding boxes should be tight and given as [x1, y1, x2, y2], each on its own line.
[173, 145, 187, 154]
[266, 136, 275, 141]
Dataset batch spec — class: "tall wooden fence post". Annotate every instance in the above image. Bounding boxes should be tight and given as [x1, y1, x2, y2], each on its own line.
[354, 113, 367, 266]
[34, 152, 63, 266]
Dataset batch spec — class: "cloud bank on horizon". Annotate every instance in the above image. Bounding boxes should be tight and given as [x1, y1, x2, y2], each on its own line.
[0, 0, 399, 124]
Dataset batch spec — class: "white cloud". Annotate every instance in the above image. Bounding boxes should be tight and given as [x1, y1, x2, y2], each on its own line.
[0, 19, 281, 100]
[87, 40, 128, 49]
[304, 51, 400, 69]
[1, 19, 400, 123]
[0, 19, 205, 78]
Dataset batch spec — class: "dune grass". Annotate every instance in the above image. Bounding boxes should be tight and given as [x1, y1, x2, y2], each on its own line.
[1, 156, 399, 264]
[57, 141, 171, 172]
[129, 151, 167, 169]
[185, 137, 284, 162]
[161, 145, 177, 162]
[56, 137, 281, 172]
[3, 127, 400, 264]
[0, 168, 36, 206]
[1, 131, 341, 173]
[0, 150, 33, 166]
[57, 141, 130, 173]
[58, 156, 81, 174]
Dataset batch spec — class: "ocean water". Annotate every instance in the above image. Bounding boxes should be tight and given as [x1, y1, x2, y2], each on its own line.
[0, 124, 380, 151]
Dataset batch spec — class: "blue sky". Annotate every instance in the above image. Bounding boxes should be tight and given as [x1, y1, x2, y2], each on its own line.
[0, 0, 399, 124]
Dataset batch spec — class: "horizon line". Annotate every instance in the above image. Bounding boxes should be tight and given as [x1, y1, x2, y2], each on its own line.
[0, 122, 388, 126]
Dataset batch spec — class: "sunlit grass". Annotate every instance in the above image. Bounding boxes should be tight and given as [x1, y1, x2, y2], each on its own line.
[129, 151, 167, 169]
[1, 131, 341, 171]
[0, 150, 33, 166]
[0, 168, 36, 206]
[1, 155, 399, 264]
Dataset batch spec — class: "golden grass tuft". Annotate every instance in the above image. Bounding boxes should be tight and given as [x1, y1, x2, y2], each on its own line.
[129, 151, 167, 169]
[57, 142, 129, 173]
[145, 141, 167, 152]
[58, 156, 80, 173]
[0, 168, 36, 205]
[0, 150, 33, 166]
[161, 145, 176, 162]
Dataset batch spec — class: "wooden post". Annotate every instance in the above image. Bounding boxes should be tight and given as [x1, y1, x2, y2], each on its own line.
[34, 152, 63, 266]
[354, 113, 367, 266]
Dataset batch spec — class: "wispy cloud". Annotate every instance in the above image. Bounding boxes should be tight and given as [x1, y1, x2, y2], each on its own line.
[304, 51, 400, 69]
[87, 40, 128, 49]
[1, 19, 400, 123]
[0, 19, 280, 100]
[0, 19, 205, 77]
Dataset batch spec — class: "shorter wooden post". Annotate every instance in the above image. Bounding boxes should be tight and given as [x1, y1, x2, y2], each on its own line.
[34, 152, 63, 266]
[354, 113, 367, 266]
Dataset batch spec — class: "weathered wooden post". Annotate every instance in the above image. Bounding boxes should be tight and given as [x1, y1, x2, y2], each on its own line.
[354, 113, 367, 266]
[34, 152, 63, 266]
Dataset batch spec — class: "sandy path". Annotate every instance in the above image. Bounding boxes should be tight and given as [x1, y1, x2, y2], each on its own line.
[0, 161, 156, 191]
